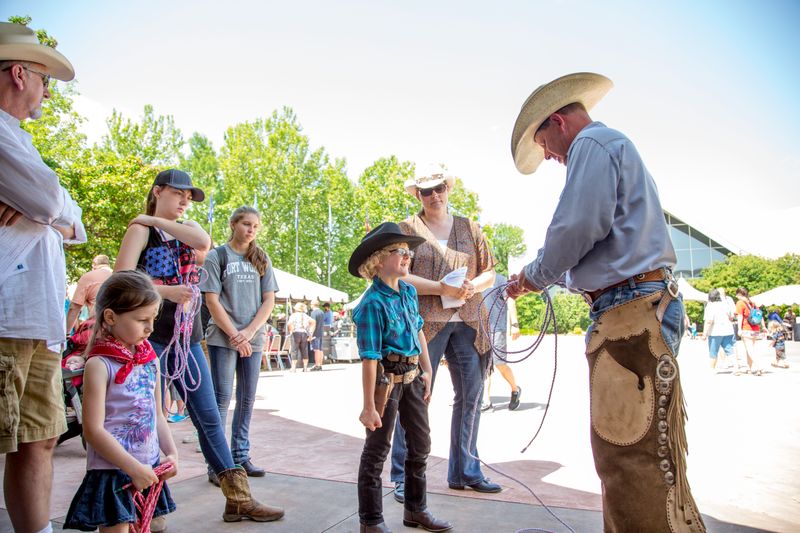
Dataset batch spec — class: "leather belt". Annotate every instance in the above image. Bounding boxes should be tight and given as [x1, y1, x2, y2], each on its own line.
[584, 268, 669, 305]
[385, 354, 419, 364]
[387, 367, 420, 384]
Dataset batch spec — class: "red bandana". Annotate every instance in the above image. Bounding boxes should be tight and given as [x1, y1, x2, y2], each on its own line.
[87, 336, 158, 384]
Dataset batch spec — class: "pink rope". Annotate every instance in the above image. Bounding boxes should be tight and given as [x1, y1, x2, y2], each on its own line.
[127, 462, 174, 533]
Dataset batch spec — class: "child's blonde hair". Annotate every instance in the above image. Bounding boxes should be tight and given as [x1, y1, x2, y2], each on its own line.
[767, 320, 782, 333]
[358, 244, 402, 279]
[84, 270, 162, 355]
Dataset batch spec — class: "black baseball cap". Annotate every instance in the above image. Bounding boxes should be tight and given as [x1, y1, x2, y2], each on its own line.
[153, 169, 205, 202]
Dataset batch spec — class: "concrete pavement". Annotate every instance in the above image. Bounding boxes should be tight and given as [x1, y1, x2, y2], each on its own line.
[1, 333, 797, 532]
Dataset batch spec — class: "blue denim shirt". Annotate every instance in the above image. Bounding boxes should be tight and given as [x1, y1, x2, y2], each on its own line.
[353, 277, 424, 360]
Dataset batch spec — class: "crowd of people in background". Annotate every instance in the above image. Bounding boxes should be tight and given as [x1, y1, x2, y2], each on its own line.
[700, 286, 794, 374]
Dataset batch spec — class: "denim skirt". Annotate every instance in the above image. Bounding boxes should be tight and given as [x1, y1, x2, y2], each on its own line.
[64, 467, 175, 530]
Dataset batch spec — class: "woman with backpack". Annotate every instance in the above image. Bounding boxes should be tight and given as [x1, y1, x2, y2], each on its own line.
[202, 206, 279, 480]
[735, 287, 765, 375]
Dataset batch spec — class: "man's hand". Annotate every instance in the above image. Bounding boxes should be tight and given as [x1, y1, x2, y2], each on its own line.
[0, 201, 23, 227]
[507, 269, 540, 300]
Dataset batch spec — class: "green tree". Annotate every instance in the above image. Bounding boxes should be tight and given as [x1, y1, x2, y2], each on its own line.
[101, 105, 184, 166]
[484, 223, 527, 276]
[215, 108, 363, 297]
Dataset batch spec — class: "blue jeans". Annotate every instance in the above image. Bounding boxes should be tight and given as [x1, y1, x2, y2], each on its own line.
[208, 345, 262, 466]
[586, 280, 685, 357]
[707, 335, 734, 359]
[390, 321, 488, 486]
[150, 341, 235, 474]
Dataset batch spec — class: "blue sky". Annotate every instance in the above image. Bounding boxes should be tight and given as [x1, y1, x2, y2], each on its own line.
[5, 0, 799, 259]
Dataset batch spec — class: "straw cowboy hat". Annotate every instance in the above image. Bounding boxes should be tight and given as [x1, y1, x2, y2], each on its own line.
[0, 22, 75, 81]
[404, 163, 455, 196]
[348, 222, 425, 277]
[511, 72, 613, 174]
[293, 302, 307, 313]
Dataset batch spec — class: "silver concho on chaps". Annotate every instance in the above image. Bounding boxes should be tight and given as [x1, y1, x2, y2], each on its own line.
[586, 291, 705, 533]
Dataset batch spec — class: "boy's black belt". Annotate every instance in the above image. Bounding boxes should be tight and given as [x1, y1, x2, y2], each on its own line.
[385, 353, 419, 364]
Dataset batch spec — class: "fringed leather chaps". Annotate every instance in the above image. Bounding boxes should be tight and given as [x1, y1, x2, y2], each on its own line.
[586, 291, 705, 533]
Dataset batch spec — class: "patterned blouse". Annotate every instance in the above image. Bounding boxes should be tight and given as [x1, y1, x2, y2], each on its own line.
[400, 214, 495, 353]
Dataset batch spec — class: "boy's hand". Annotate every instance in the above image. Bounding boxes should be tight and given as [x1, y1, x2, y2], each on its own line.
[128, 463, 159, 491]
[421, 372, 432, 404]
[359, 408, 382, 431]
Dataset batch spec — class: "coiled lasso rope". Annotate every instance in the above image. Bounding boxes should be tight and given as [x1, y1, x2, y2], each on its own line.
[159, 268, 207, 408]
[468, 280, 575, 533]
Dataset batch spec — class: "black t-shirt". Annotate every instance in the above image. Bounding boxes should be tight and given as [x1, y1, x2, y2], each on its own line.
[136, 226, 203, 345]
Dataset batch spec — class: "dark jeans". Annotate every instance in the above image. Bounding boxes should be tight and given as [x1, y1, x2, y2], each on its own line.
[150, 341, 236, 474]
[358, 365, 430, 526]
[391, 322, 488, 486]
[208, 345, 262, 467]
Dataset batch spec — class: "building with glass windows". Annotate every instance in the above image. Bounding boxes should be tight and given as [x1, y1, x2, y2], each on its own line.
[664, 210, 738, 278]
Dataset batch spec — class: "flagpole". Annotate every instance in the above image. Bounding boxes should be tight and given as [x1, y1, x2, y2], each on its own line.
[327, 202, 332, 287]
[294, 197, 299, 276]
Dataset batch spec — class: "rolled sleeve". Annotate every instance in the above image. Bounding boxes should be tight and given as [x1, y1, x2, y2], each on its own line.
[354, 301, 384, 360]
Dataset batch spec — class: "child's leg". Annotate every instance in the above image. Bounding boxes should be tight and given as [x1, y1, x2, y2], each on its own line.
[357, 386, 401, 526]
[397, 375, 432, 512]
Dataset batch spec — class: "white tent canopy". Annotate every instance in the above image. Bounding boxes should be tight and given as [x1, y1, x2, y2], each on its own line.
[273, 268, 349, 303]
[677, 277, 708, 302]
[344, 289, 367, 311]
[751, 285, 800, 307]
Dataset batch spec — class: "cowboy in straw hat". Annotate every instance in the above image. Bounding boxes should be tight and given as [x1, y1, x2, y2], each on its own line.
[0, 21, 86, 533]
[507, 73, 706, 531]
[348, 222, 452, 533]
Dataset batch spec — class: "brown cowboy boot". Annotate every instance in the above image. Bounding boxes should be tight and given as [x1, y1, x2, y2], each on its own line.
[218, 466, 284, 522]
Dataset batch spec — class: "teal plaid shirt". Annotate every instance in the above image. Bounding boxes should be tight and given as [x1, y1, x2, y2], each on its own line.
[353, 277, 424, 361]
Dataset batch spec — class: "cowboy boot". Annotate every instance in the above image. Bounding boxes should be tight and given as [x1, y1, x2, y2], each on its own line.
[218, 466, 284, 522]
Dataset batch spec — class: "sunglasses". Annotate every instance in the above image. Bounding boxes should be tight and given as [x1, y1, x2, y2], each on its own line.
[2, 65, 50, 88]
[417, 183, 447, 197]
[388, 248, 414, 259]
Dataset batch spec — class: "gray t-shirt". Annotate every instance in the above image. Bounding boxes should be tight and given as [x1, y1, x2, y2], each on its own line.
[310, 308, 325, 338]
[201, 244, 279, 350]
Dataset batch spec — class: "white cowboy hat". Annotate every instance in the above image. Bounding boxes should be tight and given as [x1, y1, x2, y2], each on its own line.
[511, 72, 613, 174]
[404, 163, 455, 195]
[0, 22, 75, 81]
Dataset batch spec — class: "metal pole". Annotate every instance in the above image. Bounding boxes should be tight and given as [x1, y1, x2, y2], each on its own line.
[294, 197, 299, 275]
[327, 202, 332, 287]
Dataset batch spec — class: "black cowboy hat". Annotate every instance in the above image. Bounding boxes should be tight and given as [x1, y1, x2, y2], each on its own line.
[348, 222, 425, 278]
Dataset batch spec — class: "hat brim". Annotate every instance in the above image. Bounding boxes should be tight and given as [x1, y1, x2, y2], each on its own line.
[404, 175, 455, 196]
[0, 43, 75, 81]
[348, 233, 426, 278]
[511, 72, 613, 175]
[167, 184, 205, 202]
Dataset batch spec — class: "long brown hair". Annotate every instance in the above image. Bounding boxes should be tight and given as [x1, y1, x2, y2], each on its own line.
[84, 270, 162, 356]
[229, 206, 270, 276]
[145, 186, 161, 216]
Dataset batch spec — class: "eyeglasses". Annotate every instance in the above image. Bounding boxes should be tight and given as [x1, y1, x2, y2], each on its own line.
[388, 248, 414, 259]
[417, 183, 447, 197]
[2, 65, 50, 88]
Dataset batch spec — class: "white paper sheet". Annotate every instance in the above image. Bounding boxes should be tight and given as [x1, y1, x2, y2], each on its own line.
[440, 266, 468, 309]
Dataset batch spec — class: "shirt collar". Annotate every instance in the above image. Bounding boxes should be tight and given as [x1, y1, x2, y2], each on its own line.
[0, 107, 21, 129]
[371, 276, 410, 297]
